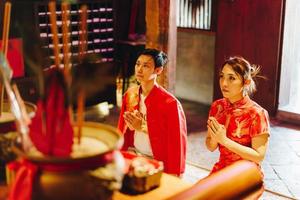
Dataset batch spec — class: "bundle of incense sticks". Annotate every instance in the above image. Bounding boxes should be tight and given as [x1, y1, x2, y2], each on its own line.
[48, 2, 89, 145]
[0, 2, 34, 152]
[27, 1, 74, 156]
[0, 53, 33, 152]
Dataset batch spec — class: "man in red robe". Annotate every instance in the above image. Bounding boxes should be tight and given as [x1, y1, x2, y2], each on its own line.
[118, 49, 187, 176]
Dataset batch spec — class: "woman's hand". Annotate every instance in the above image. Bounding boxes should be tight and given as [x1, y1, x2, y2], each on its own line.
[207, 117, 228, 145]
[123, 110, 143, 131]
[207, 117, 269, 164]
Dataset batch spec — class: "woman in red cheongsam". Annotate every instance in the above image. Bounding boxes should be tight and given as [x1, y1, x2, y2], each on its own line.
[206, 56, 270, 197]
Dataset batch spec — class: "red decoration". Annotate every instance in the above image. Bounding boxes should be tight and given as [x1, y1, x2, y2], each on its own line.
[0, 38, 24, 78]
[29, 68, 73, 156]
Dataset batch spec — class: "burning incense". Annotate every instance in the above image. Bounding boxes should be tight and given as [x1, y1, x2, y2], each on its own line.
[78, 5, 88, 62]
[61, 2, 71, 83]
[61, 2, 74, 124]
[76, 89, 85, 144]
[1, 2, 11, 56]
[0, 53, 33, 152]
[12, 84, 31, 125]
[48, 1, 61, 67]
[76, 5, 88, 144]
[0, 2, 11, 116]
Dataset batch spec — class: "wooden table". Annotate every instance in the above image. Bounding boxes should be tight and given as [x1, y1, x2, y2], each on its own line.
[113, 173, 192, 200]
[0, 173, 192, 200]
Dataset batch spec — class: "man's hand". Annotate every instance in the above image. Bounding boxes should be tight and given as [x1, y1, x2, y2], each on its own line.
[123, 110, 143, 131]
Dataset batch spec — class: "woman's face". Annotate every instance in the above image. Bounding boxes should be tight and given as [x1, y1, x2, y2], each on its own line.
[135, 55, 161, 84]
[219, 64, 244, 103]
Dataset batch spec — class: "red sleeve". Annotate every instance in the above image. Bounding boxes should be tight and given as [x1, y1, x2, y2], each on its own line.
[165, 100, 187, 175]
[209, 100, 219, 117]
[117, 93, 127, 133]
[250, 109, 270, 137]
[117, 92, 134, 150]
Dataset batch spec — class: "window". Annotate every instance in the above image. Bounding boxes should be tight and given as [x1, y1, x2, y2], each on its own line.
[35, 0, 114, 66]
[176, 0, 214, 30]
[278, 0, 300, 121]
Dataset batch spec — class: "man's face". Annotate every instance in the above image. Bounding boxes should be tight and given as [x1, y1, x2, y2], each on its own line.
[135, 55, 162, 83]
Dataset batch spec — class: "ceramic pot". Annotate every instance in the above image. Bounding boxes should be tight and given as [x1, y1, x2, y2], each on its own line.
[9, 122, 124, 200]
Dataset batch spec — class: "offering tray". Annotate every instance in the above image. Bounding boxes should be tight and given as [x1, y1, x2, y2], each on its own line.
[121, 151, 163, 194]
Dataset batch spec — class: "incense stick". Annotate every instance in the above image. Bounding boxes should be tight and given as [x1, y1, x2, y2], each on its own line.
[0, 2, 11, 116]
[1, 2, 11, 56]
[76, 5, 88, 144]
[61, 2, 71, 83]
[0, 53, 32, 152]
[78, 5, 88, 62]
[61, 2, 74, 125]
[77, 89, 85, 144]
[48, 1, 61, 67]
[12, 84, 31, 125]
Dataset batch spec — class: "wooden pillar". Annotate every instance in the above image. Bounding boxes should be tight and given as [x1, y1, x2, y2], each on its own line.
[145, 0, 177, 92]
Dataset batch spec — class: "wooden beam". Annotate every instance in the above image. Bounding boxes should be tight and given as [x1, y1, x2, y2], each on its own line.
[146, 0, 177, 92]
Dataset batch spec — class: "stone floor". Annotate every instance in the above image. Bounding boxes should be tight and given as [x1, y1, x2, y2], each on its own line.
[178, 99, 300, 200]
[184, 129, 299, 200]
[89, 99, 300, 200]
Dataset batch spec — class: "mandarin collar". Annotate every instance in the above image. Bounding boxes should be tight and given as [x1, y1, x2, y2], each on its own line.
[225, 96, 250, 109]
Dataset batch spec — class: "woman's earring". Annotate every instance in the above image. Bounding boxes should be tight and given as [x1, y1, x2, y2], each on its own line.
[242, 86, 248, 96]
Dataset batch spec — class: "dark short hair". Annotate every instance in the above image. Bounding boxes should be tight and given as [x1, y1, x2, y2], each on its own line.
[139, 48, 168, 68]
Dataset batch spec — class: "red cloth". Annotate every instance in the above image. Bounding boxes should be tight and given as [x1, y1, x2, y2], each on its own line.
[8, 159, 38, 200]
[209, 96, 270, 173]
[118, 85, 187, 176]
[0, 38, 24, 78]
[29, 68, 73, 156]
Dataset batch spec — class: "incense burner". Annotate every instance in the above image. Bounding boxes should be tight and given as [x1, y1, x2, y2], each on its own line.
[9, 122, 124, 200]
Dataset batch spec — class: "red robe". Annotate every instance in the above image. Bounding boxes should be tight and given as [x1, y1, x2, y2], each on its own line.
[118, 84, 187, 175]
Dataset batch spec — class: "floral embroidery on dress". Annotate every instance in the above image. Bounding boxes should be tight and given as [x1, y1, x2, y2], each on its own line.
[232, 118, 248, 138]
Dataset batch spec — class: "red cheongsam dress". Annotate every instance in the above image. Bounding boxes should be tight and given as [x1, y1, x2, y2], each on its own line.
[209, 96, 270, 174]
